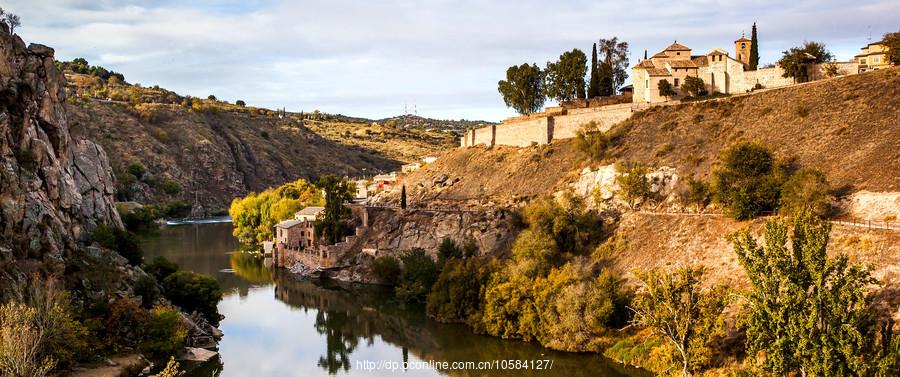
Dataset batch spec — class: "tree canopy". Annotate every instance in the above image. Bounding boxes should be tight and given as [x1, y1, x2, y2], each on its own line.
[596, 37, 630, 96]
[545, 49, 588, 102]
[497, 63, 545, 115]
[778, 41, 833, 82]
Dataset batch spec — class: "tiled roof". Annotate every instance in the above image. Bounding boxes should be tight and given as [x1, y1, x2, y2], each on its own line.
[707, 48, 728, 55]
[635, 60, 655, 68]
[647, 68, 671, 76]
[651, 51, 669, 58]
[735, 37, 751, 42]
[691, 56, 709, 67]
[664, 42, 691, 51]
[666, 59, 698, 68]
[276, 219, 303, 228]
[296, 206, 325, 216]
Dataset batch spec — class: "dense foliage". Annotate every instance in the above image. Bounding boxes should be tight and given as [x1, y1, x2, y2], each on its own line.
[426, 258, 497, 326]
[497, 63, 546, 115]
[681, 76, 707, 97]
[371, 256, 401, 286]
[595, 37, 630, 96]
[395, 248, 440, 303]
[55, 57, 126, 83]
[545, 49, 588, 102]
[778, 41, 833, 82]
[713, 141, 786, 219]
[657, 79, 675, 98]
[574, 121, 612, 161]
[616, 163, 652, 209]
[749, 23, 760, 70]
[162, 271, 223, 324]
[732, 211, 899, 376]
[631, 267, 729, 377]
[92, 225, 143, 265]
[229, 179, 323, 243]
[315, 175, 355, 245]
[779, 168, 830, 217]
[884, 31, 900, 64]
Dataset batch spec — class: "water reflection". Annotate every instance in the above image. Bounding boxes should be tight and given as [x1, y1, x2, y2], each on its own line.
[141, 223, 649, 377]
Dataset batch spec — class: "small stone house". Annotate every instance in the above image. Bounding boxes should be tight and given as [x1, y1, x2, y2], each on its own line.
[275, 206, 325, 251]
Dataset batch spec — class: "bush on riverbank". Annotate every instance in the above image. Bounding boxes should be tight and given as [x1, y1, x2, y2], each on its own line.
[92, 225, 143, 265]
[162, 271, 223, 324]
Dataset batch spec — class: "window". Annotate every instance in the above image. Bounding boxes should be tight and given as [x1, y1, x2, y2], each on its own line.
[874, 56, 880, 63]
[646, 79, 649, 88]
[674, 78, 680, 87]
[676, 52, 681, 55]
[860, 59, 867, 65]
[741, 43, 746, 49]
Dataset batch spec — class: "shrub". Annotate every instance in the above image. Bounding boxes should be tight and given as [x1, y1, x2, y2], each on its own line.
[159, 179, 181, 195]
[574, 121, 611, 161]
[119, 205, 162, 231]
[684, 176, 712, 211]
[141, 306, 187, 360]
[84, 298, 148, 354]
[92, 225, 143, 265]
[682, 76, 707, 97]
[395, 248, 439, 303]
[437, 238, 462, 266]
[426, 258, 497, 325]
[235, 100, 246, 107]
[0, 303, 57, 376]
[616, 163, 652, 209]
[370, 256, 401, 286]
[713, 142, 785, 219]
[162, 271, 222, 323]
[133, 275, 161, 308]
[779, 168, 830, 218]
[151, 127, 170, 143]
[126, 162, 147, 179]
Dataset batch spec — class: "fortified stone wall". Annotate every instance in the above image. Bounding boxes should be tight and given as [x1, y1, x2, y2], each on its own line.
[735, 66, 794, 91]
[493, 117, 550, 147]
[551, 103, 633, 140]
[473, 125, 495, 146]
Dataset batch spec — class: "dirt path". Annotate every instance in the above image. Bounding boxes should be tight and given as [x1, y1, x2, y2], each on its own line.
[66, 354, 146, 377]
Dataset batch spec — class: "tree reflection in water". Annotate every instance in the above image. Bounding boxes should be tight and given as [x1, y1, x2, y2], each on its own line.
[315, 310, 360, 374]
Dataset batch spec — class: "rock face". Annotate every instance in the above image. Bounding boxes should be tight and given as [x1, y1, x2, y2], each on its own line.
[0, 25, 121, 284]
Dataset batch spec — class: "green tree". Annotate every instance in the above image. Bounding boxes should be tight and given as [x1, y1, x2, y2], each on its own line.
[395, 248, 439, 303]
[732, 211, 896, 376]
[545, 49, 588, 102]
[497, 63, 545, 115]
[162, 271, 222, 324]
[681, 76, 706, 97]
[596, 37, 630, 95]
[145, 256, 179, 282]
[749, 22, 760, 70]
[235, 99, 246, 107]
[92, 225, 143, 265]
[315, 175, 354, 245]
[713, 142, 785, 219]
[881, 31, 900, 64]
[371, 256, 401, 286]
[0, 8, 21, 34]
[588, 43, 601, 98]
[400, 185, 407, 209]
[778, 41, 833, 82]
[780, 168, 830, 218]
[657, 79, 676, 99]
[616, 163, 652, 209]
[437, 238, 462, 266]
[141, 306, 187, 360]
[426, 258, 497, 325]
[684, 176, 712, 212]
[631, 267, 729, 377]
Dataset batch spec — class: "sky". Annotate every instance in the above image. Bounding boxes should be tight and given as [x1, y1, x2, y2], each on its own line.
[5, 0, 898, 121]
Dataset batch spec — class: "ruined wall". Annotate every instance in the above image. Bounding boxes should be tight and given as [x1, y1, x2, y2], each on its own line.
[473, 125, 495, 146]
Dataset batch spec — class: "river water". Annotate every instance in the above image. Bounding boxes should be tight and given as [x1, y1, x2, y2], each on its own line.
[140, 222, 649, 377]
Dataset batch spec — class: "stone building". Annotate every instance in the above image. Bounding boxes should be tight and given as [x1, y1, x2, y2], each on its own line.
[632, 35, 795, 103]
[855, 40, 892, 72]
[275, 206, 324, 251]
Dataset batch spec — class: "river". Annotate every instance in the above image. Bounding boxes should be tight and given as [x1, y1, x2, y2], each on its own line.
[140, 222, 650, 377]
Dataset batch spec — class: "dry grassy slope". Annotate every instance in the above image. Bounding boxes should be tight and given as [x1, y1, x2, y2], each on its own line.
[403, 140, 587, 204]
[615, 68, 900, 191]
[67, 100, 401, 215]
[610, 212, 900, 305]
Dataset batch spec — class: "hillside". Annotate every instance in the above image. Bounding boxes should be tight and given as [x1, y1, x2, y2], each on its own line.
[62, 71, 461, 215]
[402, 68, 900, 206]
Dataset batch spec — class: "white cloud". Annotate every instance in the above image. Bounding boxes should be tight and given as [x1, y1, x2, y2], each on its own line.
[5, 0, 898, 121]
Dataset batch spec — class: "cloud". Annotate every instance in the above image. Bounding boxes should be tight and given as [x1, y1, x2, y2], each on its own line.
[5, 0, 898, 121]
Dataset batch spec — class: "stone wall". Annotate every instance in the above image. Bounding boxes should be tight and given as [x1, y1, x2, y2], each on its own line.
[551, 103, 634, 140]
[493, 117, 551, 147]
[735, 66, 794, 91]
[473, 125, 496, 146]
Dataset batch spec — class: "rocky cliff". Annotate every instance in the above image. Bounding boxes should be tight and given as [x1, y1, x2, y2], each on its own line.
[0, 25, 122, 290]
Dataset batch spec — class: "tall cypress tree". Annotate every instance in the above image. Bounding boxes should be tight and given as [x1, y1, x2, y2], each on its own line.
[749, 22, 760, 70]
[588, 43, 601, 98]
[644, 49, 648, 60]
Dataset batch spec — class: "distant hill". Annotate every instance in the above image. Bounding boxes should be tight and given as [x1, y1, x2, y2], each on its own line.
[60, 67, 476, 215]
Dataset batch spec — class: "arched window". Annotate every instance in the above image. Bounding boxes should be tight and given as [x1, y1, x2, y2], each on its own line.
[741, 43, 746, 49]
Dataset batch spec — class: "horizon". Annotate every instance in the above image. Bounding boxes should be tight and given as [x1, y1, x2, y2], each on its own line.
[6, 0, 899, 122]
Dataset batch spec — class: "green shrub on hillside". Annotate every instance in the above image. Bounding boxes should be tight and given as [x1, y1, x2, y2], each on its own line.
[92, 225, 143, 265]
[575, 121, 612, 161]
[779, 168, 830, 218]
[141, 306, 187, 360]
[616, 163, 652, 209]
[713, 142, 786, 219]
[162, 271, 222, 323]
[145, 256, 179, 282]
[133, 275, 161, 309]
[684, 176, 713, 211]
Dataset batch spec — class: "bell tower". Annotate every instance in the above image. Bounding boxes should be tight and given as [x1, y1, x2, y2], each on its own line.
[735, 32, 752, 66]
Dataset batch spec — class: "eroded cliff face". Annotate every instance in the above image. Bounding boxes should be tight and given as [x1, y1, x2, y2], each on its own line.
[0, 25, 121, 287]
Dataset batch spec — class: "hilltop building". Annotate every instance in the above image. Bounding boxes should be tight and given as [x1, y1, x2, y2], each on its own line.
[632, 35, 794, 103]
[855, 41, 893, 72]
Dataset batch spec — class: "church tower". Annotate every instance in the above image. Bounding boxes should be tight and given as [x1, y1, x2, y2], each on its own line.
[735, 33, 752, 66]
